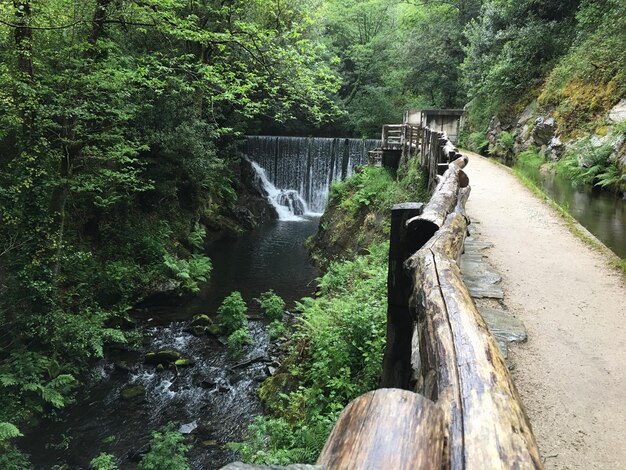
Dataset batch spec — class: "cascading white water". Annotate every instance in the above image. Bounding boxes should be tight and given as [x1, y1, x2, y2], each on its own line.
[249, 160, 310, 221]
[245, 136, 381, 215]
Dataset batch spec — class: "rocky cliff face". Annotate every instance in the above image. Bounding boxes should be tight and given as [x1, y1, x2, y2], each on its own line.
[484, 98, 626, 196]
[204, 157, 278, 242]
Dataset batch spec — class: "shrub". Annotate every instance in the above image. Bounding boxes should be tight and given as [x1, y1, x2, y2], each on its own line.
[467, 131, 489, 154]
[138, 424, 189, 470]
[233, 243, 389, 464]
[489, 131, 515, 160]
[90, 453, 118, 470]
[163, 254, 212, 294]
[227, 328, 254, 356]
[555, 137, 619, 189]
[0, 446, 30, 470]
[267, 320, 287, 340]
[217, 292, 248, 334]
[258, 290, 286, 321]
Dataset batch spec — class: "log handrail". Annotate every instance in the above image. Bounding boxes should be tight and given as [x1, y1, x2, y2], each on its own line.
[318, 128, 542, 470]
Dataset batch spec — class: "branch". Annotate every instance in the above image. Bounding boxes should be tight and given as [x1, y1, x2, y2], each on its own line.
[0, 18, 87, 30]
[399, 0, 459, 8]
[0, 17, 158, 30]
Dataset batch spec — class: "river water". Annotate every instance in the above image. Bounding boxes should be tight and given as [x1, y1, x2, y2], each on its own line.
[20, 135, 378, 468]
[515, 164, 626, 258]
[21, 216, 320, 469]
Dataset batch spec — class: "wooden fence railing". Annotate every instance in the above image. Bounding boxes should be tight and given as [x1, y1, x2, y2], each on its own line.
[317, 128, 542, 469]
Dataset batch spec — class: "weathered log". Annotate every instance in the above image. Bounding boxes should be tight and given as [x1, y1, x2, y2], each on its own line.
[406, 189, 542, 469]
[406, 157, 468, 250]
[317, 389, 445, 470]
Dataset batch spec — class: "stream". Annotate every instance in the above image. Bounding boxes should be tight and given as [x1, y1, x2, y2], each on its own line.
[20, 217, 320, 469]
[19, 136, 380, 468]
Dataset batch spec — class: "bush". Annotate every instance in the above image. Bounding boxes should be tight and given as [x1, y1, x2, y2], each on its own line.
[227, 328, 254, 356]
[489, 131, 515, 160]
[555, 137, 620, 189]
[90, 453, 118, 470]
[258, 290, 286, 321]
[217, 292, 248, 334]
[467, 131, 489, 154]
[267, 320, 287, 340]
[233, 243, 389, 464]
[138, 424, 189, 470]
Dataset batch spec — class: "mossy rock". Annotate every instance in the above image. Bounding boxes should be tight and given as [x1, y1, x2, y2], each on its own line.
[144, 348, 183, 366]
[114, 361, 132, 373]
[206, 324, 222, 336]
[258, 372, 293, 412]
[190, 325, 208, 337]
[121, 385, 145, 400]
[191, 314, 211, 327]
[174, 358, 195, 367]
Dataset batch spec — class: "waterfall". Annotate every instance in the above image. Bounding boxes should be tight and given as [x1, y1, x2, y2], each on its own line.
[245, 136, 381, 215]
[249, 160, 309, 221]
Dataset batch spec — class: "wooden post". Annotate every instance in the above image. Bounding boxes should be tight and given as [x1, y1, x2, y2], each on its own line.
[317, 389, 445, 470]
[407, 200, 543, 469]
[382, 202, 424, 389]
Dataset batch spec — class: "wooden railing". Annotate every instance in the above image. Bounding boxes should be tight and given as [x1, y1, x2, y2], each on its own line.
[317, 129, 543, 469]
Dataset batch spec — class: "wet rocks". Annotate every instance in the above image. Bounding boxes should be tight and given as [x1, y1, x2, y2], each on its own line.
[187, 314, 222, 337]
[113, 360, 132, 373]
[275, 190, 306, 215]
[145, 348, 183, 364]
[144, 348, 194, 369]
[120, 385, 145, 400]
[179, 420, 198, 434]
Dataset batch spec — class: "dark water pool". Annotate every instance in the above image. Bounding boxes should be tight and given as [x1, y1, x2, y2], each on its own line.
[20, 218, 320, 469]
[516, 164, 626, 258]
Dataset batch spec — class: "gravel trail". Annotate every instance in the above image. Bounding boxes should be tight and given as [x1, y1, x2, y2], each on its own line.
[464, 152, 626, 470]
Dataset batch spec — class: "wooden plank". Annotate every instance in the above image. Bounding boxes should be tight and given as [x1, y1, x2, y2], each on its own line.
[317, 389, 445, 470]
[406, 158, 468, 251]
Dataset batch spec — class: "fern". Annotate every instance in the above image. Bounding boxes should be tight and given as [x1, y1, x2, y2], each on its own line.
[0, 422, 22, 440]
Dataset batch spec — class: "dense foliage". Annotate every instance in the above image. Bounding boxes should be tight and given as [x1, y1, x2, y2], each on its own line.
[231, 243, 390, 464]
[0, 0, 340, 458]
[1, 0, 623, 465]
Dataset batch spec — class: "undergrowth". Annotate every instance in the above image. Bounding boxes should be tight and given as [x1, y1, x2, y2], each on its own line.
[554, 137, 622, 191]
[230, 243, 389, 464]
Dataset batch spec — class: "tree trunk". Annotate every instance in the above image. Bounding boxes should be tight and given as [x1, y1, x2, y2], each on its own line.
[14, 0, 33, 79]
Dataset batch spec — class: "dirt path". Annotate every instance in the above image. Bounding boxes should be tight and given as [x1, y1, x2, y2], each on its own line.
[464, 153, 626, 470]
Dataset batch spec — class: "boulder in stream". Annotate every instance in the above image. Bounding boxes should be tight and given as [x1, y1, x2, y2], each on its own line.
[145, 348, 193, 369]
[120, 385, 145, 400]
